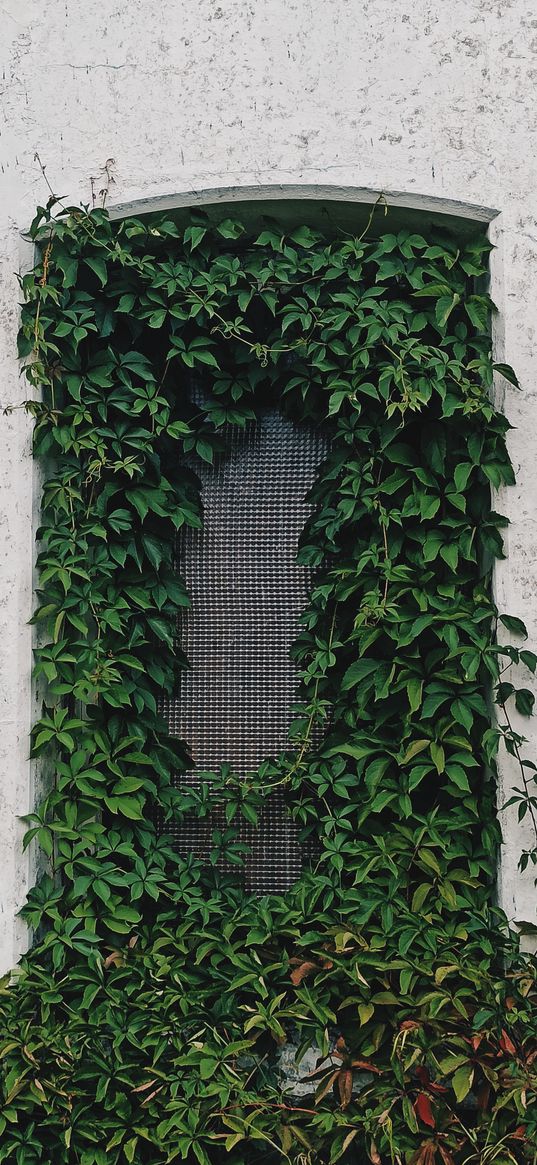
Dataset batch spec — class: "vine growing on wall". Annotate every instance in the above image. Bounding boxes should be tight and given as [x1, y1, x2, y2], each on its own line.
[0, 200, 536, 1165]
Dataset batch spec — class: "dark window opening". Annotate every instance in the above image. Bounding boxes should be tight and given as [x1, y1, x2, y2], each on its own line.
[161, 405, 328, 893]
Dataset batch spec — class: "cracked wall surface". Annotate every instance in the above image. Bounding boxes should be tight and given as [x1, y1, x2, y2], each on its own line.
[1, 0, 537, 968]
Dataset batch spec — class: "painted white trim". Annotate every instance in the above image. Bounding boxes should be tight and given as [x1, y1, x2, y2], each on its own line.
[110, 183, 498, 224]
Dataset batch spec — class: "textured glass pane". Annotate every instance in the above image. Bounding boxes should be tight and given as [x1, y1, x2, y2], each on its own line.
[161, 409, 327, 891]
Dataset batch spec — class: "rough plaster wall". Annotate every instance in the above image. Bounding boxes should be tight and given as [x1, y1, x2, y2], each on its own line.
[1, 0, 537, 968]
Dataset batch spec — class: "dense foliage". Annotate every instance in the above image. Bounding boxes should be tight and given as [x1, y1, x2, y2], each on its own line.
[1, 201, 536, 1165]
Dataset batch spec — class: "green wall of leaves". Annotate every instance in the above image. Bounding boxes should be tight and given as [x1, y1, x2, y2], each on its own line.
[1, 202, 536, 1165]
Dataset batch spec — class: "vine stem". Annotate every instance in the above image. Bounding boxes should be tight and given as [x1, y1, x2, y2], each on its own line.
[284, 602, 339, 782]
[498, 697, 537, 852]
[237, 602, 339, 798]
[380, 516, 390, 605]
[355, 191, 388, 244]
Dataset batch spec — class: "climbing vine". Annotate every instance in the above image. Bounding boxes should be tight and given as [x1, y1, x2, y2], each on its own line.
[0, 199, 536, 1165]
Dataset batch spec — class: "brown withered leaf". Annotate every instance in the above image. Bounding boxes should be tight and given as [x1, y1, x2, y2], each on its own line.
[290, 960, 318, 986]
[140, 1086, 164, 1107]
[132, 1078, 157, 1093]
[103, 951, 123, 969]
[341, 1129, 358, 1155]
[314, 1070, 339, 1104]
[411, 1138, 436, 1165]
[368, 1140, 382, 1165]
[337, 1067, 353, 1109]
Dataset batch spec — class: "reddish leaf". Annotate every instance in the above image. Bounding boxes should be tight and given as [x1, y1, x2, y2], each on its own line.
[511, 1126, 527, 1140]
[438, 1146, 456, 1165]
[414, 1093, 435, 1128]
[350, 1058, 382, 1074]
[476, 1080, 491, 1111]
[400, 1020, 421, 1031]
[414, 1066, 445, 1092]
[499, 1028, 517, 1056]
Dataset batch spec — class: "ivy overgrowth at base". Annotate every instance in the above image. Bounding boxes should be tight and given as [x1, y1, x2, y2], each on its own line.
[1, 201, 536, 1164]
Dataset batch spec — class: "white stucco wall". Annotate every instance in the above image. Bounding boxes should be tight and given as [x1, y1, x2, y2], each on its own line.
[1, 0, 536, 969]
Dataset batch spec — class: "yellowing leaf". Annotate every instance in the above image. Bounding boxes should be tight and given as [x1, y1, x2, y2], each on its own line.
[452, 1064, 474, 1102]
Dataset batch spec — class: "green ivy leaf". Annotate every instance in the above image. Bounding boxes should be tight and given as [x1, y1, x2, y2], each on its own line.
[515, 688, 535, 716]
[341, 659, 377, 691]
[9, 206, 531, 1165]
[500, 614, 528, 639]
[493, 363, 520, 389]
[84, 256, 108, 287]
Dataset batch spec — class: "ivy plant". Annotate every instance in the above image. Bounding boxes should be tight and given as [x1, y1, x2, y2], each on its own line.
[0, 200, 536, 1165]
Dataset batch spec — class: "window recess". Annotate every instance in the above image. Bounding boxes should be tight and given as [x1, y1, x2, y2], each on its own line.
[160, 405, 328, 893]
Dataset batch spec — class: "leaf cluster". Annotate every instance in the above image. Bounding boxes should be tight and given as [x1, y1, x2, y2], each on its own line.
[1, 203, 536, 1165]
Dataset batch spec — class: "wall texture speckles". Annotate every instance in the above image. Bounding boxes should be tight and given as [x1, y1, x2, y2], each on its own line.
[1, 0, 536, 968]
